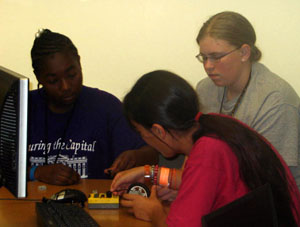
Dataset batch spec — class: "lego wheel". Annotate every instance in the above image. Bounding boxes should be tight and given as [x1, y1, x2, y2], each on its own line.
[127, 183, 150, 197]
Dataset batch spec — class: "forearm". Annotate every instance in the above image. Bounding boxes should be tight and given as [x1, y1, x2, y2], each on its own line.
[32, 164, 80, 185]
[146, 165, 183, 190]
[157, 166, 182, 190]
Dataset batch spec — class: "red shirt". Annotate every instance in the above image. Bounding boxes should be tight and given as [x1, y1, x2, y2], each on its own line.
[166, 136, 300, 226]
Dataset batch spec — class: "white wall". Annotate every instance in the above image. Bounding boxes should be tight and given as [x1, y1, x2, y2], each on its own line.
[1, 0, 300, 100]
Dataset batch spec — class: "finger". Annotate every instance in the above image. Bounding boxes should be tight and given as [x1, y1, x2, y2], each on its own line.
[105, 155, 125, 176]
[122, 193, 137, 200]
[53, 175, 74, 186]
[109, 170, 118, 178]
[56, 176, 75, 186]
[56, 169, 79, 185]
[110, 173, 123, 191]
[104, 168, 112, 174]
[120, 198, 134, 208]
[160, 192, 174, 201]
[64, 168, 80, 181]
[70, 173, 80, 184]
[111, 171, 131, 191]
[110, 158, 123, 171]
[112, 187, 128, 196]
[156, 187, 168, 197]
[150, 185, 157, 199]
[57, 165, 75, 177]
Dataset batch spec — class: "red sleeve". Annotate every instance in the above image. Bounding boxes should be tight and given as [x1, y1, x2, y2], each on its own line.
[166, 136, 249, 227]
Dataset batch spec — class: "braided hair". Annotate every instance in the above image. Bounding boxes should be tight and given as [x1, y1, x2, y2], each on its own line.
[31, 29, 79, 76]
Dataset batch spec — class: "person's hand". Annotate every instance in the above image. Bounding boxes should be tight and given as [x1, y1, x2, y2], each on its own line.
[104, 146, 159, 177]
[121, 185, 165, 222]
[35, 163, 80, 185]
[156, 185, 178, 202]
[104, 149, 138, 177]
[110, 166, 144, 195]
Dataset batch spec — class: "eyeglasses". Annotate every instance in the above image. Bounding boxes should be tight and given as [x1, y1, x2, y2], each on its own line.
[195, 47, 240, 63]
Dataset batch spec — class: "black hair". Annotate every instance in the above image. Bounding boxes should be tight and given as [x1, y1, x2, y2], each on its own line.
[123, 70, 199, 132]
[31, 29, 79, 75]
[123, 70, 297, 226]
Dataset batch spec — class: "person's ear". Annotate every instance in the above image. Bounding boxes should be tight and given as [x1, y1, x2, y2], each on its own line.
[240, 44, 251, 62]
[151, 123, 166, 139]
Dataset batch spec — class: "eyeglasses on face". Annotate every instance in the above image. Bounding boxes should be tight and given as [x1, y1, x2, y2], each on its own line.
[195, 47, 240, 63]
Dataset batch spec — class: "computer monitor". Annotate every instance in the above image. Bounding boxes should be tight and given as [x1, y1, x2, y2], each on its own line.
[0, 65, 29, 198]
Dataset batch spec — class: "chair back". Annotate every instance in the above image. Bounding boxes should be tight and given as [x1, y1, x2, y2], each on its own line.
[201, 184, 278, 227]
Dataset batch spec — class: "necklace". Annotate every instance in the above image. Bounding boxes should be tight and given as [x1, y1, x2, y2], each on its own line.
[219, 74, 251, 117]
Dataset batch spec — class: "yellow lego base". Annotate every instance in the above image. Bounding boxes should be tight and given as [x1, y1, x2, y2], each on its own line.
[88, 192, 119, 209]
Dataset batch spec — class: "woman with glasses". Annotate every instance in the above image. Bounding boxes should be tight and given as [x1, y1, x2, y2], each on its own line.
[196, 11, 300, 189]
[110, 70, 300, 226]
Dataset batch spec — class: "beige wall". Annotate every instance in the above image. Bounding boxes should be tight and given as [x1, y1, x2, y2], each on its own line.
[1, 0, 300, 100]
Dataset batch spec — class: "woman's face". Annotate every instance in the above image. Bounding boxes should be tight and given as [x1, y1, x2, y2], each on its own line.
[37, 52, 83, 113]
[198, 36, 244, 87]
[131, 121, 178, 159]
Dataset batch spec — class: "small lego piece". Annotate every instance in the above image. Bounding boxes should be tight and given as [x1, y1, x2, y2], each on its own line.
[88, 191, 119, 209]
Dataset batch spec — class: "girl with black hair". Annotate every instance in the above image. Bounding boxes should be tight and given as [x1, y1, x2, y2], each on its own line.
[110, 70, 300, 226]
